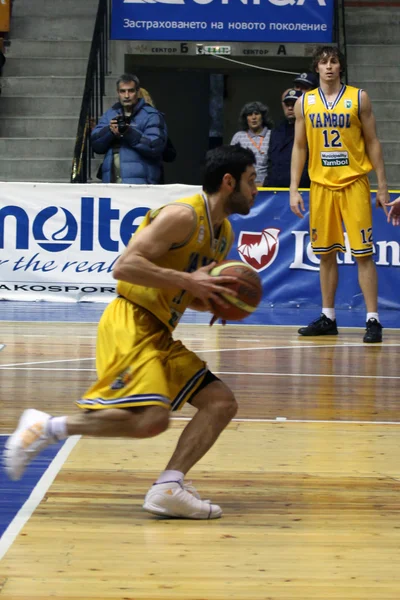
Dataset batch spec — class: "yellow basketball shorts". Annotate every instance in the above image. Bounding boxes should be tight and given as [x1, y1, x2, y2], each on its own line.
[76, 298, 208, 411]
[309, 176, 373, 257]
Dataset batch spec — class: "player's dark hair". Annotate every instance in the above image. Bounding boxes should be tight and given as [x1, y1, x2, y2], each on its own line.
[311, 46, 346, 75]
[202, 144, 256, 194]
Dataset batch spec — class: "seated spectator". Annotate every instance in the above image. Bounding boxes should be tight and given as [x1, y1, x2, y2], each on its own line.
[91, 73, 167, 184]
[293, 72, 319, 93]
[263, 88, 310, 189]
[230, 101, 273, 186]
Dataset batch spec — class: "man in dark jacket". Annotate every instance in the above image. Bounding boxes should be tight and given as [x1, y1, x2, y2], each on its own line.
[91, 74, 167, 184]
[263, 89, 310, 189]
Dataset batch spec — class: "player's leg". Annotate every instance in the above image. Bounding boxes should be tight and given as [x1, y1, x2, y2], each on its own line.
[164, 376, 237, 476]
[341, 176, 382, 343]
[143, 341, 237, 519]
[3, 300, 171, 480]
[356, 255, 382, 341]
[143, 375, 237, 520]
[298, 183, 341, 336]
[66, 406, 169, 439]
[356, 255, 378, 313]
[319, 251, 339, 309]
[3, 404, 170, 482]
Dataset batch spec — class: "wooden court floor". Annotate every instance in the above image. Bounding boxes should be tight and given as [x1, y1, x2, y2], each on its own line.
[1, 321, 400, 599]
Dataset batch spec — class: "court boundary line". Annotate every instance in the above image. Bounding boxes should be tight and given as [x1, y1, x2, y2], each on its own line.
[1, 342, 400, 369]
[0, 436, 80, 562]
[2, 416, 400, 432]
[172, 417, 400, 425]
[0, 366, 398, 380]
[1, 319, 399, 332]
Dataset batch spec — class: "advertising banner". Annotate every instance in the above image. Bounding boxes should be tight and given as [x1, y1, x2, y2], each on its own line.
[110, 0, 334, 43]
[0, 183, 399, 309]
[229, 191, 400, 310]
[0, 183, 197, 303]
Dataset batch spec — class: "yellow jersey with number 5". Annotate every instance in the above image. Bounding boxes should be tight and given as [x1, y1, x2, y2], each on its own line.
[117, 193, 233, 331]
[303, 85, 373, 189]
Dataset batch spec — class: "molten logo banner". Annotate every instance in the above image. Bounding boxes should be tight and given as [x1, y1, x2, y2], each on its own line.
[0, 184, 399, 309]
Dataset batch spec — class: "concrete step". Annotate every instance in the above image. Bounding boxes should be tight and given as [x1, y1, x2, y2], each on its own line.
[0, 158, 73, 181]
[376, 121, 400, 140]
[348, 65, 400, 81]
[347, 45, 400, 66]
[3, 57, 88, 77]
[0, 178, 73, 183]
[0, 138, 76, 159]
[7, 39, 91, 58]
[0, 97, 83, 116]
[0, 117, 78, 137]
[12, 0, 99, 17]
[369, 164, 399, 188]
[381, 142, 400, 163]
[11, 16, 95, 41]
[0, 76, 114, 96]
[351, 81, 400, 99]
[371, 101, 400, 120]
[0, 158, 102, 182]
[345, 9, 400, 44]
[1, 76, 85, 96]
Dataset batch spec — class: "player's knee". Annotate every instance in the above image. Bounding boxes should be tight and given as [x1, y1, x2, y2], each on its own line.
[132, 407, 170, 438]
[146, 409, 170, 437]
[214, 391, 238, 422]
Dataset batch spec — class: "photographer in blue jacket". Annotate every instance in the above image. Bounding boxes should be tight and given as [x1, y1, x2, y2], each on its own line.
[91, 74, 167, 184]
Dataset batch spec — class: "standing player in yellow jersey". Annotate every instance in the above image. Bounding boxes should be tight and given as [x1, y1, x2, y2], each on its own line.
[3, 145, 258, 519]
[290, 45, 389, 343]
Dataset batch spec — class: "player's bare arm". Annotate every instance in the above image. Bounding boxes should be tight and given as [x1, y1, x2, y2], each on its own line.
[113, 205, 238, 304]
[290, 98, 307, 218]
[360, 90, 389, 214]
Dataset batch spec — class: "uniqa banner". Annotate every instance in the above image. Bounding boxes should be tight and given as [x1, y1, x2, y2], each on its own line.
[110, 0, 334, 43]
[0, 182, 399, 308]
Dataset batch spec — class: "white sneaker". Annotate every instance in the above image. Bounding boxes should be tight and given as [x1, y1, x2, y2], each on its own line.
[143, 481, 222, 519]
[3, 409, 55, 480]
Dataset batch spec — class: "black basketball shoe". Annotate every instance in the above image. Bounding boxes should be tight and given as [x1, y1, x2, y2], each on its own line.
[363, 318, 382, 343]
[298, 313, 338, 336]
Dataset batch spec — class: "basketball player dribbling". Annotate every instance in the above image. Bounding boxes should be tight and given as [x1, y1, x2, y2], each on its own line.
[290, 45, 390, 343]
[3, 144, 258, 520]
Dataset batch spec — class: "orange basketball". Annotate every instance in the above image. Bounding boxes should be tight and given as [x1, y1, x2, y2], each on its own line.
[209, 260, 263, 321]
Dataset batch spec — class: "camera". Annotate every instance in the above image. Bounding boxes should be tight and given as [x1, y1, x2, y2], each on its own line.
[115, 114, 129, 134]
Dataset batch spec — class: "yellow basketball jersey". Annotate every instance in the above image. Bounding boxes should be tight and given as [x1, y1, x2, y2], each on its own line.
[117, 193, 234, 330]
[303, 85, 373, 189]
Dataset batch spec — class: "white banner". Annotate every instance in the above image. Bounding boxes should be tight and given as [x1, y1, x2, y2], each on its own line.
[0, 182, 201, 302]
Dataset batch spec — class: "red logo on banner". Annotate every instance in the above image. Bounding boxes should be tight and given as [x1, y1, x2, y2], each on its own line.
[237, 228, 281, 272]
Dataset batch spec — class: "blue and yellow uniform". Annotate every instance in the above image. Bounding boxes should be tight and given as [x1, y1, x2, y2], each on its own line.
[76, 193, 233, 412]
[303, 85, 374, 256]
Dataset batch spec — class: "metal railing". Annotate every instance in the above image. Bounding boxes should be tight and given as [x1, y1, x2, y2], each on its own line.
[71, 0, 110, 183]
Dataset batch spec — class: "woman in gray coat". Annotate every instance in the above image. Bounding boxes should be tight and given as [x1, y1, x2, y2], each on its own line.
[230, 101, 273, 186]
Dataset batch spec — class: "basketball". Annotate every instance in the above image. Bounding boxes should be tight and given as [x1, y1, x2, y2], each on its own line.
[209, 260, 263, 321]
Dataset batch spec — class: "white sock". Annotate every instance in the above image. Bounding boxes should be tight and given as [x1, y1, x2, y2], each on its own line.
[156, 470, 184, 485]
[322, 308, 336, 321]
[367, 312, 379, 323]
[47, 416, 68, 440]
